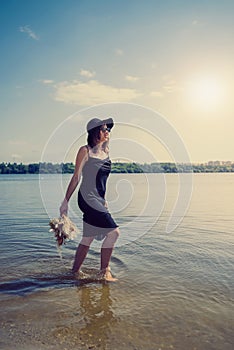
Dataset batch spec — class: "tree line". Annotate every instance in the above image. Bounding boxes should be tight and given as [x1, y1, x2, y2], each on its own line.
[0, 162, 234, 174]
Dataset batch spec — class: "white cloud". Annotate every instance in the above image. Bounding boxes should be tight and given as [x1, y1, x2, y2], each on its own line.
[191, 19, 205, 27]
[80, 69, 96, 78]
[163, 80, 180, 93]
[125, 75, 139, 83]
[115, 48, 124, 56]
[19, 25, 39, 40]
[8, 140, 27, 146]
[162, 75, 180, 93]
[54, 79, 142, 105]
[150, 91, 164, 98]
[40, 79, 54, 84]
[151, 62, 158, 70]
[162, 74, 174, 82]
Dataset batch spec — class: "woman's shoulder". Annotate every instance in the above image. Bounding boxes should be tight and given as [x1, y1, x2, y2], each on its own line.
[75, 145, 89, 160]
[78, 145, 89, 154]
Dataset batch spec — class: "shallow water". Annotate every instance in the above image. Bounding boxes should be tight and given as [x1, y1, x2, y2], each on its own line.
[0, 173, 233, 350]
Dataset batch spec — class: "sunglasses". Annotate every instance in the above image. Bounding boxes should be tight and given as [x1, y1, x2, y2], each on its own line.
[100, 126, 111, 132]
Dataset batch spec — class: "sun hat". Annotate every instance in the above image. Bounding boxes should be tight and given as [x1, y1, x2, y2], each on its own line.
[86, 117, 114, 133]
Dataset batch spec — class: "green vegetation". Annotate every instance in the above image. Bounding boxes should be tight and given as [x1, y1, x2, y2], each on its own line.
[0, 162, 75, 174]
[0, 161, 234, 174]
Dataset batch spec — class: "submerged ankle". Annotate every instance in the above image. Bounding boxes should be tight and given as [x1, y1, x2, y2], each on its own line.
[100, 265, 111, 271]
[99, 268, 118, 282]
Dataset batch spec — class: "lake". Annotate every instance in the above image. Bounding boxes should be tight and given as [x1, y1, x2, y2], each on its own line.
[0, 173, 233, 350]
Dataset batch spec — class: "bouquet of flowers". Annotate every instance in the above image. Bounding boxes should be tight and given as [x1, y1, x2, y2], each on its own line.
[49, 214, 79, 246]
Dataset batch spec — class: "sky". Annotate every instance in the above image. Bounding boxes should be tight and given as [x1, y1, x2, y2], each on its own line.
[1, 0, 234, 164]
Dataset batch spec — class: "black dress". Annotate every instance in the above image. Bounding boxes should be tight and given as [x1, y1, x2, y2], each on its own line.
[78, 149, 118, 241]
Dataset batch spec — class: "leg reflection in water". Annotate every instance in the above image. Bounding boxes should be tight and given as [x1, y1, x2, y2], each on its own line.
[77, 283, 118, 348]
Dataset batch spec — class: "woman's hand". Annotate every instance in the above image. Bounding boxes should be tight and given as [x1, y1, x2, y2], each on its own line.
[104, 200, 108, 208]
[60, 199, 68, 217]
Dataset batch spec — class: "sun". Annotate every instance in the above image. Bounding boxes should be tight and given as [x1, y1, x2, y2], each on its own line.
[186, 76, 226, 111]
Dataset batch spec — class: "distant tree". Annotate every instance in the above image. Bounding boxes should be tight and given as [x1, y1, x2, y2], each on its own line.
[0, 161, 234, 174]
[0, 162, 7, 174]
[28, 163, 39, 173]
[62, 163, 74, 173]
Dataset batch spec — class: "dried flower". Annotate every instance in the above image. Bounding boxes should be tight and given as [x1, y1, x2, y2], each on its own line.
[49, 214, 79, 246]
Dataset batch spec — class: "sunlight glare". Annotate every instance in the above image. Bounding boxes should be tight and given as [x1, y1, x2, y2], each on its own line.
[186, 76, 226, 111]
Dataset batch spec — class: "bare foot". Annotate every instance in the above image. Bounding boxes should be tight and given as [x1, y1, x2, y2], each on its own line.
[73, 270, 89, 279]
[99, 268, 118, 282]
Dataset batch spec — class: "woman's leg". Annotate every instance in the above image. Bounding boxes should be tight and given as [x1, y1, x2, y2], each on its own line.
[100, 228, 120, 281]
[72, 236, 94, 274]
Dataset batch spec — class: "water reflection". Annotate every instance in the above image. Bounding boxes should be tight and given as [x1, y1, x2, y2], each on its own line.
[77, 284, 118, 348]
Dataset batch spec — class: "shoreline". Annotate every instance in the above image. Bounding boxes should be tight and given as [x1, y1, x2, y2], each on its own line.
[0, 163, 234, 174]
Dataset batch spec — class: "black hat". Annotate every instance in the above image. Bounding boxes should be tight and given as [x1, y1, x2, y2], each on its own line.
[86, 117, 114, 133]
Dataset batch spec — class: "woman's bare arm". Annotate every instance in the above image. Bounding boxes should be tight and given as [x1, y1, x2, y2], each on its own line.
[60, 146, 88, 216]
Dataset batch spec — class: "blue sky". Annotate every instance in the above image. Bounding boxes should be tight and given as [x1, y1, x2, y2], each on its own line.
[1, 0, 234, 163]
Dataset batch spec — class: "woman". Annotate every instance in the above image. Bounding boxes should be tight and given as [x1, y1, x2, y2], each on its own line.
[59, 117, 120, 282]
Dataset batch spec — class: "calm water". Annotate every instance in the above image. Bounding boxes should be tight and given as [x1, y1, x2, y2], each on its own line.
[0, 173, 233, 350]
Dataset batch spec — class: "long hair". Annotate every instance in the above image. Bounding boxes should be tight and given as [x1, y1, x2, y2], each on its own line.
[87, 126, 109, 153]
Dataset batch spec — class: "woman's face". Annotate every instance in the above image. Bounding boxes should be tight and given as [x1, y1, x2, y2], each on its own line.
[99, 124, 110, 143]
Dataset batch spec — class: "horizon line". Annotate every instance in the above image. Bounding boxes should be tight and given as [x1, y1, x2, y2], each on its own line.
[1, 160, 234, 165]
